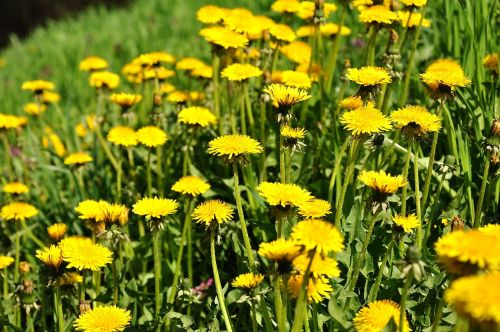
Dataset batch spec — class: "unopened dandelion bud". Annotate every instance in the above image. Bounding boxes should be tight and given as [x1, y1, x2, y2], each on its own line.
[79, 300, 91, 315]
[451, 216, 464, 232]
[154, 93, 162, 106]
[19, 261, 31, 274]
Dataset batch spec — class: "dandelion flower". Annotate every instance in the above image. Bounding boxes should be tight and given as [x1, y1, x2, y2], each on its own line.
[208, 134, 263, 162]
[297, 199, 331, 219]
[221, 63, 263, 82]
[340, 104, 392, 136]
[296, 1, 337, 21]
[258, 238, 303, 273]
[338, 96, 364, 110]
[269, 23, 296, 42]
[359, 170, 407, 195]
[196, 5, 226, 24]
[61, 237, 112, 271]
[291, 219, 344, 254]
[200, 26, 248, 49]
[177, 106, 217, 128]
[167, 91, 189, 103]
[42, 91, 61, 104]
[257, 182, 312, 208]
[293, 253, 340, 277]
[0, 114, 28, 129]
[346, 66, 392, 87]
[393, 214, 420, 233]
[398, 11, 431, 28]
[21, 80, 55, 94]
[138, 51, 175, 67]
[445, 273, 500, 325]
[281, 70, 312, 89]
[264, 84, 311, 120]
[2, 182, 29, 195]
[136, 126, 167, 147]
[399, 0, 427, 7]
[132, 197, 179, 219]
[47, 223, 68, 241]
[109, 93, 142, 109]
[143, 67, 175, 80]
[478, 224, 500, 240]
[232, 273, 264, 289]
[320, 23, 351, 37]
[89, 71, 120, 90]
[172, 176, 211, 197]
[176, 57, 205, 71]
[483, 53, 499, 73]
[57, 272, 83, 286]
[192, 200, 234, 227]
[79, 56, 109, 72]
[271, 0, 301, 14]
[75, 200, 104, 221]
[99, 203, 129, 225]
[390, 105, 441, 138]
[107, 126, 138, 147]
[24, 102, 46, 116]
[420, 70, 471, 90]
[64, 152, 93, 166]
[0, 256, 14, 270]
[36, 245, 63, 270]
[0, 202, 38, 221]
[288, 275, 333, 303]
[281, 125, 306, 140]
[435, 230, 500, 274]
[354, 300, 410, 332]
[74, 305, 131, 332]
[191, 64, 213, 79]
[359, 5, 400, 25]
[280, 41, 311, 64]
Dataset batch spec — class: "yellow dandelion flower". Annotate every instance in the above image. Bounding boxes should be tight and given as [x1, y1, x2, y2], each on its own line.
[398, 11, 431, 28]
[136, 126, 167, 147]
[57, 272, 83, 286]
[288, 275, 332, 303]
[99, 203, 129, 225]
[192, 200, 234, 227]
[264, 84, 311, 112]
[257, 182, 312, 208]
[399, 0, 427, 7]
[74, 305, 131, 332]
[231, 272, 264, 289]
[269, 23, 296, 42]
[160, 83, 176, 94]
[176, 57, 205, 71]
[223, 11, 267, 40]
[340, 104, 392, 136]
[75, 200, 103, 221]
[393, 214, 420, 233]
[478, 224, 500, 240]
[172, 176, 211, 197]
[483, 53, 499, 73]
[258, 238, 303, 263]
[354, 300, 410, 332]
[0, 114, 28, 129]
[221, 63, 263, 82]
[390, 105, 441, 137]
[338, 96, 364, 110]
[208, 134, 263, 161]
[138, 51, 175, 68]
[191, 64, 213, 79]
[107, 126, 138, 147]
[444, 273, 500, 325]
[64, 152, 93, 166]
[271, 0, 301, 14]
[21, 80, 55, 93]
[75, 123, 87, 137]
[320, 23, 351, 37]
[196, 5, 226, 24]
[61, 237, 112, 271]
[89, 71, 120, 90]
[420, 70, 471, 91]
[426, 58, 463, 73]
[296, 1, 337, 21]
[0, 256, 14, 270]
[435, 230, 500, 274]
[281, 70, 312, 89]
[359, 170, 407, 195]
[291, 219, 344, 254]
[297, 199, 331, 219]
[346, 66, 392, 87]
[167, 91, 189, 103]
[143, 67, 175, 80]
[24, 102, 47, 116]
[79, 56, 109, 72]
[177, 106, 217, 128]
[0, 202, 38, 221]
[36, 245, 63, 270]
[2, 182, 29, 195]
[359, 5, 400, 25]
[296, 62, 320, 82]
[281, 125, 307, 140]
[42, 91, 61, 104]
[47, 223, 68, 241]
[200, 26, 248, 49]
[133, 197, 179, 219]
[109, 93, 142, 109]
[293, 252, 340, 277]
[280, 41, 311, 64]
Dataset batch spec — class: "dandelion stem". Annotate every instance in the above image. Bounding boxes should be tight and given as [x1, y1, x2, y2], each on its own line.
[328, 139, 349, 202]
[369, 236, 395, 301]
[112, 258, 119, 305]
[290, 248, 316, 332]
[279, 123, 286, 184]
[473, 156, 491, 228]
[146, 149, 152, 197]
[212, 52, 222, 135]
[364, 26, 379, 66]
[244, 82, 255, 137]
[399, 274, 412, 332]
[274, 275, 285, 332]
[240, 85, 247, 135]
[251, 299, 258, 332]
[116, 156, 122, 202]
[55, 285, 64, 332]
[325, 4, 346, 94]
[401, 144, 412, 215]
[425, 171, 446, 244]
[413, 143, 422, 249]
[210, 229, 234, 332]
[233, 161, 256, 270]
[1, 133, 13, 181]
[153, 230, 162, 319]
[14, 223, 20, 283]
[335, 138, 361, 228]
[156, 146, 163, 197]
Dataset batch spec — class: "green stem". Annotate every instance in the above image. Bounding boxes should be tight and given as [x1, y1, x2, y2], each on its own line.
[233, 162, 256, 271]
[279, 123, 286, 183]
[187, 217, 193, 288]
[285, 148, 292, 183]
[325, 5, 346, 94]
[364, 26, 379, 66]
[153, 230, 162, 318]
[14, 223, 20, 283]
[240, 85, 247, 135]
[421, 102, 444, 210]
[244, 83, 255, 137]
[146, 150, 152, 196]
[334, 139, 361, 227]
[251, 300, 258, 332]
[430, 298, 444, 332]
[413, 143, 422, 249]
[401, 144, 412, 215]
[157, 146, 163, 197]
[212, 52, 222, 135]
[473, 156, 491, 228]
[290, 249, 316, 332]
[274, 275, 285, 332]
[303, 304, 310, 332]
[168, 198, 193, 303]
[328, 140, 349, 202]
[116, 157, 122, 202]
[424, 171, 446, 245]
[112, 258, 119, 305]
[399, 274, 412, 332]
[369, 236, 395, 301]
[55, 285, 64, 332]
[210, 229, 234, 332]
[2, 133, 13, 180]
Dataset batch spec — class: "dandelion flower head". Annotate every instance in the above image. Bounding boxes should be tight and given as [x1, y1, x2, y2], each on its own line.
[172, 176, 211, 197]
